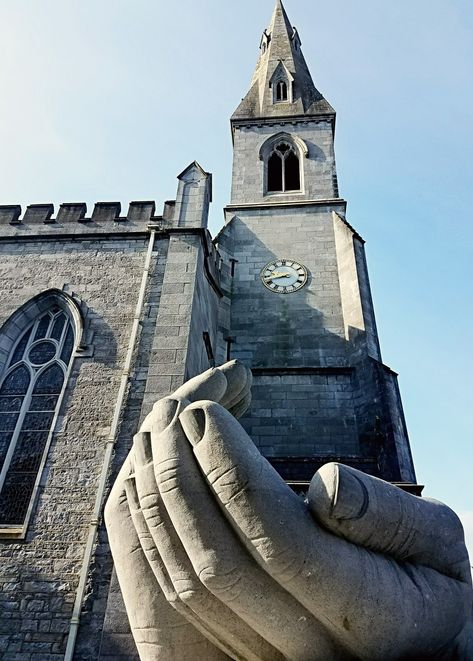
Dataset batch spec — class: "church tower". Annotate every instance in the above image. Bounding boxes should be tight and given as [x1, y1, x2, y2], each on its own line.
[0, 3, 423, 658]
[216, 0, 418, 491]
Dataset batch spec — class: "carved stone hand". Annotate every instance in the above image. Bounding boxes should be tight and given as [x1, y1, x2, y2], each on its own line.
[105, 361, 473, 660]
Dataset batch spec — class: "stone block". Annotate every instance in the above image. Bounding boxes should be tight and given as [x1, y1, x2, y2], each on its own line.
[91, 202, 122, 222]
[23, 204, 54, 224]
[126, 201, 156, 222]
[56, 203, 87, 223]
[0, 205, 21, 225]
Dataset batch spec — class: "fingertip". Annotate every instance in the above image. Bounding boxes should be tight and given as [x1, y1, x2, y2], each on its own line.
[308, 462, 339, 521]
[133, 431, 153, 466]
[124, 475, 140, 511]
[308, 463, 369, 523]
[218, 360, 248, 407]
[229, 391, 252, 419]
[178, 404, 207, 447]
[173, 368, 227, 403]
[151, 398, 180, 431]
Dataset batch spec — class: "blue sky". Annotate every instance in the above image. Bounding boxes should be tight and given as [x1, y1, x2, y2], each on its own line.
[1, 0, 472, 557]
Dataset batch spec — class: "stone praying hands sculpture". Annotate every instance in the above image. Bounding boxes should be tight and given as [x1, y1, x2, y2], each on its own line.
[105, 361, 473, 660]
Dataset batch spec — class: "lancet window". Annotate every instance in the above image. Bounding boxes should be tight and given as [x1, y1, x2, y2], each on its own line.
[267, 142, 301, 192]
[0, 306, 75, 531]
[276, 81, 288, 102]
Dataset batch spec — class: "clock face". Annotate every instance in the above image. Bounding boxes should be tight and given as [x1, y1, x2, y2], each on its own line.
[260, 259, 308, 294]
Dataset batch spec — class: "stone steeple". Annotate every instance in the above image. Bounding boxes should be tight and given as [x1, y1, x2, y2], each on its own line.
[232, 0, 335, 120]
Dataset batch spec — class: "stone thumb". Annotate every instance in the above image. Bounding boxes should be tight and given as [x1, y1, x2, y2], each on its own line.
[308, 462, 471, 584]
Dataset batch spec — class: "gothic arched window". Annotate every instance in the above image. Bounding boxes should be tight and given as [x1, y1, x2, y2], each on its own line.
[276, 81, 288, 102]
[267, 142, 301, 192]
[0, 304, 77, 532]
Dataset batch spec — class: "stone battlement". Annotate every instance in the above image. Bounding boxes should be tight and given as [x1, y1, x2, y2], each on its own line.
[0, 161, 212, 238]
[0, 200, 161, 226]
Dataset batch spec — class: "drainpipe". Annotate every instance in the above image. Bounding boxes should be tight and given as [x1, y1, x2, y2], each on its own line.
[64, 228, 157, 660]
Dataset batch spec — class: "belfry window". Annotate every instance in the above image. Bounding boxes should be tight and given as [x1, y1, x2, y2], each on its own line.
[276, 81, 288, 102]
[267, 142, 301, 192]
[0, 307, 75, 530]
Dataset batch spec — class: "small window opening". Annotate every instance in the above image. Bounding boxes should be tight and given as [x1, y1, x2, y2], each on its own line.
[225, 337, 235, 362]
[268, 153, 283, 192]
[267, 142, 301, 193]
[202, 332, 215, 367]
[276, 81, 288, 102]
[230, 259, 238, 277]
[285, 151, 301, 191]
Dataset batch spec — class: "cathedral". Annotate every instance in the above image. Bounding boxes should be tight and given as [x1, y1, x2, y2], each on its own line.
[0, 1, 419, 658]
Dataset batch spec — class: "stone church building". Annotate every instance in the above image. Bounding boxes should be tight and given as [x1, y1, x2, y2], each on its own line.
[0, 1, 419, 658]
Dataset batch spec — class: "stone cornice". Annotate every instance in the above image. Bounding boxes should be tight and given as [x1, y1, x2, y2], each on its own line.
[225, 198, 347, 212]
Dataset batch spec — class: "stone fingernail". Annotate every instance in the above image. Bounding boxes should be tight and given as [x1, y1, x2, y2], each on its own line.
[152, 398, 179, 431]
[133, 432, 153, 465]
[179, 407, 206, 446]
[332, 465, 369, 520]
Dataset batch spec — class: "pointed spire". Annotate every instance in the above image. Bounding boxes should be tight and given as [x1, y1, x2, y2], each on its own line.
[232, 0, 334, 121]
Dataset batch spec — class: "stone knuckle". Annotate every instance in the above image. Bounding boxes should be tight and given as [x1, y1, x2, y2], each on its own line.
[139, 493, 159, 511]
[209, 465, 250, 503]
[198, 565, 242, 597]
[142, 508, 164, 529]
[177, 589, 203, 608]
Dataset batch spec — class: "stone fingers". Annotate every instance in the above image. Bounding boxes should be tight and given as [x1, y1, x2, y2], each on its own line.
[104, 455, 203, 661]
[132, 427, 263, 661]
[140, 361, 251, 433]
[172, 367, 228, 405]
[155, 401, 342, 661]
[179, 401, 471, 660]
[218, 360, 253, 412]
[308, 462, 472, 584]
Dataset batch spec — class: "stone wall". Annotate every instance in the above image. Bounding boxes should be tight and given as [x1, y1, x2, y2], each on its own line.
[0, 231, 155, 659]
[0, 161, 223, 659]
[216, 199, 415, 484]
[230, 119, 337, 205]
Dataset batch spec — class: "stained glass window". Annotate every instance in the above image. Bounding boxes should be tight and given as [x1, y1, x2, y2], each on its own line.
[0, 308, 75, 529]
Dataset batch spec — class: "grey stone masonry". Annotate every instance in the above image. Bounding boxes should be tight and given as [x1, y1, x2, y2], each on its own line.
[218, 0, 417, 490]
[0, 160, 223, 660]
[0, 206, 21, 225]
[232, 0, 335, 120]
[216, 195, 416, 486]
[97, 165, 222, 660]
[173, 162, 212, 230]
[0, 198, 170, 238]
[230, 120, 338, 205]
[0, 233, 152, 659]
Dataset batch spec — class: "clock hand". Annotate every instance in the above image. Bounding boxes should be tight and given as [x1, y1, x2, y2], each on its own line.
[265, 272, 290, 280]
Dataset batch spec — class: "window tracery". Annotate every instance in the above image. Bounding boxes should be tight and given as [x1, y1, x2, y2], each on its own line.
[0, 307, 75, 529]
[267, 142, 301, 192]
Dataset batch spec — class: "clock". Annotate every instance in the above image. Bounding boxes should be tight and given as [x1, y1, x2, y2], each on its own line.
[260, 259, 308, 294]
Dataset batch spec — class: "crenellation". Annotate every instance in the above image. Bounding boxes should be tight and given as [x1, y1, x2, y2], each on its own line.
[0, 199, 172, 238]
[126, 201, 156, 222]
[56, 203, 87, 223]
[23, 204, 54, 224]
[91, 202, 122, 222]
[0, 205, 22, 225]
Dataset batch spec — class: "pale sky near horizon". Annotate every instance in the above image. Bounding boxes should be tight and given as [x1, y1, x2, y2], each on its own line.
[0, 0, 472, 560]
